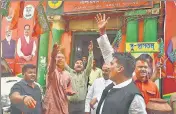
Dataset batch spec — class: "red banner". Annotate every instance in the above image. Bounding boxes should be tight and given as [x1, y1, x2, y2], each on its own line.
[1, 1, 39, 75]
[64, 1, 153, 13]
[163, 1, 176, 94]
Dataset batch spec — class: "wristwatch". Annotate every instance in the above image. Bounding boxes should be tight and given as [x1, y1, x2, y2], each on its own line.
[23, 95, 28, 101]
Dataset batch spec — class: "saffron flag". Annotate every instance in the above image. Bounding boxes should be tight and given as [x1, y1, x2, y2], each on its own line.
[32, 3, 50, 37]
[9, 2, 20, 29]
[8, 1, 24, 30]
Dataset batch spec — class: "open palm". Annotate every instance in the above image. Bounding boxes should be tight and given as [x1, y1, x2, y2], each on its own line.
[95, 13, 110, 31]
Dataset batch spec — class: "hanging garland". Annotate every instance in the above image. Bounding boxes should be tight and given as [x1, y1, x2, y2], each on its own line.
[1, 0, 11, 16]
[37, 3, 50, 33]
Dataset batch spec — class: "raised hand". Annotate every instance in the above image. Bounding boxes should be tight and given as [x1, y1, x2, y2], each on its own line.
[88, 40, 93, 52]
[51, 43, 63, 58]
[95, 13, 110, 35]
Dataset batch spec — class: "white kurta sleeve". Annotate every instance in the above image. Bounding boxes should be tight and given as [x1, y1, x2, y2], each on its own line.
[97, 34, 114, 64]
[17, 38, 24, 57]
[129, 95, 147, 114]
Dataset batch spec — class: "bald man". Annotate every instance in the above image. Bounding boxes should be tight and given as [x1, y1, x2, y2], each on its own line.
[85, 64, 112, 114]
[1, 27, 16, 59]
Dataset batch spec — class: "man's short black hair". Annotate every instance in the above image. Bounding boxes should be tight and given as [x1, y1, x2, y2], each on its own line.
[24, 24, 30, 29]
[112, 52, 136, 77]
[138, 54, 153, 63]
[135, 55, 150, 66]
[75, 58, 83, 63]
[93, 58, 97, 62]
[22, 64, 36, 75]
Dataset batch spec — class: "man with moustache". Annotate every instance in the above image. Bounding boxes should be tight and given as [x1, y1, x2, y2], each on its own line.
[65, 41, 93, 114]
[17, 24, 36, 62]
[43, 44, 75, 114]
[85, 63, 112, 114]
[9, 64, 42, 114]
[133, 55, 160, 104]
[1, 27, 16, 59]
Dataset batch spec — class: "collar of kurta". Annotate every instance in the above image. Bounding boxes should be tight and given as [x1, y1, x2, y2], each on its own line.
[132, 75, 148, 83]
[73, 70, 83, 74]
[113, 78, 132, 88]
[92, 67, 98, 71]
[57, 68, 64, 73]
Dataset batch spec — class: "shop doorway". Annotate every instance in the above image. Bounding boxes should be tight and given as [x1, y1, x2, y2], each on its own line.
[71, 31, 116, 68]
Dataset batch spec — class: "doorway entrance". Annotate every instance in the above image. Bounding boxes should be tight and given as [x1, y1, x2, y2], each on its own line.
[71, 31, 116, 68]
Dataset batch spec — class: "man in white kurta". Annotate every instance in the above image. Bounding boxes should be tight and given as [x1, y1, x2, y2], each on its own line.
[85, 64, 112, 114]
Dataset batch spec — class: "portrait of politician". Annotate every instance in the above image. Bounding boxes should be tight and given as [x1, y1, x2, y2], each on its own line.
[17, 24, 36, 62]
[1, 27, 16, 59]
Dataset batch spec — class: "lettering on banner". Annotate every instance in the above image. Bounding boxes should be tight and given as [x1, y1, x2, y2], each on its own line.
[126, 42, 158, 53]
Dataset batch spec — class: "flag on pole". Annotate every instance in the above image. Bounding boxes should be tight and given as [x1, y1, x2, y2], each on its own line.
[112, 29, 122, 52]
[32, 3, 50, 37]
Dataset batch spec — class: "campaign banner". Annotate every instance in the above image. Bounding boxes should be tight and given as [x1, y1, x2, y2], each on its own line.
[163, 1, 176, 95]
[14, 1, 39, 75]
[1, 2, 19, 73]
[1, 1, 40, 75]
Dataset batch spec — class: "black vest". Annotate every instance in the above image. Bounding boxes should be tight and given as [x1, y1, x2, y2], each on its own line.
[96, 82, 142, 114]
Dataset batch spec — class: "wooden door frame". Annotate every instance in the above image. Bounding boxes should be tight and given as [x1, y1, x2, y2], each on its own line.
[70, 30, 116, 67]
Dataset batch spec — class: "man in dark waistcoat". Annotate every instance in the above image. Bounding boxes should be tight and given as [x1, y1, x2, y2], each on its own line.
[17, 24, 36, 62]
[1, 28, 16, 59]
[95, 13, 147, 114]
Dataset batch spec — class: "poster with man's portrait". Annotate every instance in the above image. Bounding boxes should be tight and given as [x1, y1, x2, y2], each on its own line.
[1, 4, 19, 73]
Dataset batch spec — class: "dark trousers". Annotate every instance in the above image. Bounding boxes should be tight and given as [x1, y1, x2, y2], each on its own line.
[69, 100, 85, 114]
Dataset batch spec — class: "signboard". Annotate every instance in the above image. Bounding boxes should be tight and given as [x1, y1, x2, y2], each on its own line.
[126, 42, 159, 53]
[64, 1, 153, 13]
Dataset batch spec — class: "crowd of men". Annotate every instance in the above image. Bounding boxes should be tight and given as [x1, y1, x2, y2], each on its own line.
[9, 13, 162, 114]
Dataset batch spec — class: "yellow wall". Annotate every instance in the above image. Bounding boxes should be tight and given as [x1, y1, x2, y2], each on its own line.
[69, 16, 122, 31]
